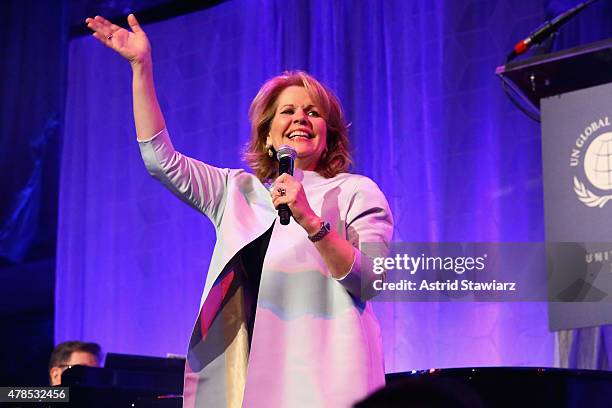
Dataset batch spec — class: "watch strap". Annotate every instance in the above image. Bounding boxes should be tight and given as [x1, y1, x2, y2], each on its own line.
[308, 221, 331, 242]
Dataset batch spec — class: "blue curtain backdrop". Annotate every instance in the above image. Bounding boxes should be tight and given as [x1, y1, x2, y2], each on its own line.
[0, 0, 66, 262]
[57, 0, 611, 371]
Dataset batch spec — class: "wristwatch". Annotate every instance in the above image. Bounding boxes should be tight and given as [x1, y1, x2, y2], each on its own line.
[308, 221, 331, 242]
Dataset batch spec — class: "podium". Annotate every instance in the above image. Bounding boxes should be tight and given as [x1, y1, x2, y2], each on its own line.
[496, 39, 612, 332]
[496, 39, 612, 112]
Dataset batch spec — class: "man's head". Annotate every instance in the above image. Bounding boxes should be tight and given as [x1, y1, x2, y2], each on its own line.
[48, 341, 101, 385]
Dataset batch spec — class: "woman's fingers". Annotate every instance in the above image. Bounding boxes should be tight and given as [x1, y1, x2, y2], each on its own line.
[271, 181, 300, 209]
[86, 13, 152, 65]
[85, 17, 102, 33]
[86, 15, 121, 37]
[90, 31, 107, 44]
[86, 15, 131, 51]
[93, 15, 112, 26]
[127, 14, 143, 33]
[87, 24, 115, 48]
[92, 16, 112, 34]
[271, 183, 287, 203]
[272, 185, 287, 200]
[86, 17, 110, 37]
[89, 30, 112, 47]
[272, 195, 292, 208]
[275, 173, 290, 183]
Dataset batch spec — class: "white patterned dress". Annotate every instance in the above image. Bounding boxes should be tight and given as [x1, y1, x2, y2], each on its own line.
[139, 128, 393, 408]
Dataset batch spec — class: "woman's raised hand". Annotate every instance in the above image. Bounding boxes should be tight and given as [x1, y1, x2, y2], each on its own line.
[85, 14, 151, 67]
[86, 13, 165, 139]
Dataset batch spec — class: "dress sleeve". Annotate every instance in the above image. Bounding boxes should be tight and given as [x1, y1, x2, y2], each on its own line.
[337, 176, 393, 301]
[138, 128, 229, 227]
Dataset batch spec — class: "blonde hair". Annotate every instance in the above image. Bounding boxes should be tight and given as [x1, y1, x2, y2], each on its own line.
[244, 71, 352, 181]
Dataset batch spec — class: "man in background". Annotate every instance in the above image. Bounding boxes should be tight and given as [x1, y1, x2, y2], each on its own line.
[48, 341, 101, 385]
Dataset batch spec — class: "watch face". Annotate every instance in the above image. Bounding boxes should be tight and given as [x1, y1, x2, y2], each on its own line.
[309, 221, 331, 242]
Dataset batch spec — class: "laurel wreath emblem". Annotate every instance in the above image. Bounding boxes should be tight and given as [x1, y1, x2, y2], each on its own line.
[573, 176, 612, 208]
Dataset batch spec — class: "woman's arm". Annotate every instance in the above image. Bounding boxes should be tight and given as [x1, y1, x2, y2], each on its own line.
[85, 14, 165, 140]
[86, 15, 229, 224]
[271, 173, 355, 279]
[271, 174, 393, 292]
[132, 57, 165, 140]
[303, 216, 356, 280]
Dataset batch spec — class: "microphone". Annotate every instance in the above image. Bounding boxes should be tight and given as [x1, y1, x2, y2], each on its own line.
[506, 0, 598, 61]
[276, 145, 297, 225]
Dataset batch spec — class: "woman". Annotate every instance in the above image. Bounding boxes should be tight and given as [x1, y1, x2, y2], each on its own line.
[86, 14, 393, 408]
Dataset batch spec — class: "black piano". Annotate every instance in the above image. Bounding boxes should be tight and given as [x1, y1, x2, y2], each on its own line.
[55, 353, 184, 408]
[357, 367, 612, 408]
[54, 360, 612, 407]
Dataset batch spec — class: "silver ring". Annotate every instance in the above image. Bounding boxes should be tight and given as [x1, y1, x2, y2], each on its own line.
[278, 187, 286, 196]
[107, 33, 113, 40]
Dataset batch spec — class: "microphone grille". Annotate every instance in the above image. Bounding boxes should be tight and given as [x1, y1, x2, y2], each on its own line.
[276, 145, 297, 161]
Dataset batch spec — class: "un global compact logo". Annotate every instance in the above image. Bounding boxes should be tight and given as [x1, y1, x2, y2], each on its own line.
[570, 117, 612, 208]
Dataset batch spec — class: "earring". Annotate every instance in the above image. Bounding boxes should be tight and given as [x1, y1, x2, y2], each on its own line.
[265, 144, 274, 158]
